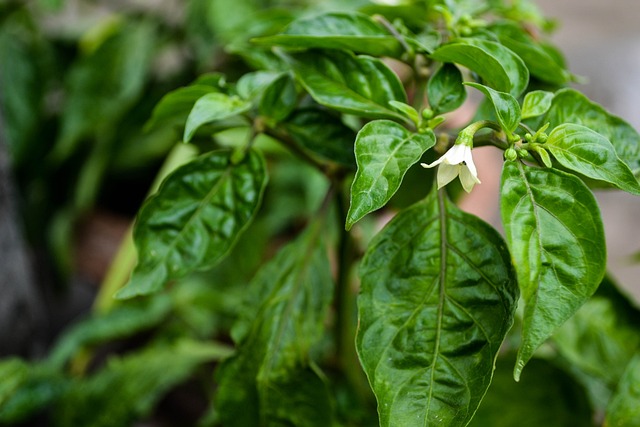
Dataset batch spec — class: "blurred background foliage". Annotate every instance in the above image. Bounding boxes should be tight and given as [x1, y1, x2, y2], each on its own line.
[2, 0, 640, 426]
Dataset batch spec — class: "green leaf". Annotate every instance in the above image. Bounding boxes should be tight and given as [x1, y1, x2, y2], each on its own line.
[430, 38, 529, 97]
[0, 359, 67, 424]
[282, 108, 356, 167]
[546, 124, 640, 195]
[216, 222, 335, 426]
[554, 276, 640, 386]
[544, 88, 640, 175]
[469, 356, 594, 427]
[258, 73, 298, 122]
[465, 82, 520, 134]
[116, 149, 267, 299]
[389, 101, 420, 125]
[54, 341, 231, 427]
[285, 50, 408, 121]
[357, 191, 519, 427]
[51, 20, 156, 163]
[427, 63, 466, 115]
[236, 70, 281, 101]
[47, 296, 173, 368]
[500, 162, 606, 380]
[254, 11, 404, 57]
[488, 23, 570, 85]
[183, 93, 252, 142]
[521, 90, 553, 119]
[606, 354, 640, 426]
[144, 85, 220, 132]
[346, 120, 435, 229]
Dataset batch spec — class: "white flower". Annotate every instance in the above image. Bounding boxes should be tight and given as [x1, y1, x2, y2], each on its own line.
[421, 143, 481, 193]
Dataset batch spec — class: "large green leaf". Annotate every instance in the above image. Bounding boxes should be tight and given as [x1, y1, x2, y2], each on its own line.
[544, 88, 640, 175]
[546, 124, 640, 195]
[469, 356, 593, 427]
[500, 162, 606, 379]
[430, 38, 529, 97]
[553, 277, 640, 387]
[215, 222, 335, 426]
[488, 23, 570, 85]
[427, 63, 466, 115]
[606, 354, 640, 426]
[255, 11, 403, 57]
[346, 120, 435, 229]
[282, 108, 356, 167]
[183, 93, 252, 142]
[116, 149, 267, 299]
[465, 82, 520, 134]
[54, 341, 232, 427]
[285, 50, 407, 121]
[357, 191, 518, 427]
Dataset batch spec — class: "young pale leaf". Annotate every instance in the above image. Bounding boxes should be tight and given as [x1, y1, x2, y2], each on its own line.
[285, 50, 408, 122]
[258, 73, 298, 122]
[469, 357, 593, 427]
[236, 71, 281, 101]
[346, 120, 435, 229]
[282, 108, 356, 167]
[357, 191, 519, 427]
[521, 90, 553, 119]
[500, 162, 606, 380]
[216, 223, 335, 426]
[465, 82, 520, 134]
[116, 149, 267, 299]
[605, 355, 640, 426]
[546, 124, 640, 195]
[489, 23, 570, 85]
[430, 38, 529, 97]
[254, 11, 403, 57]
[183, 93, 251, 142]
[427, 63, 466, 115]
[545, 88, 640, 175]
[144, 85, 220, 132]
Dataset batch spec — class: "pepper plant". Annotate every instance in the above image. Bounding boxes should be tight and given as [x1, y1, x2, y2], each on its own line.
[3, 0, 640, 425]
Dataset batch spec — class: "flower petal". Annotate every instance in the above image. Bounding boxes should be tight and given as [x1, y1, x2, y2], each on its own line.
[459, 165, 480, 192]
[437, 163, 460, 189]
[442, 143, 468, 165]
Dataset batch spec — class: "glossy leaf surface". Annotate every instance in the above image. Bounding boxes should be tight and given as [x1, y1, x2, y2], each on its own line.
[546, 124, 640, 195]
[500, 162, 606, 379]
[282, 108, 356, 167]
[258, 73, 298, 122]
[430, 38, 529, 97]
[489, 23, 570, 85]
[116, 149, 267, 299]
[255, 12, 403, 57]
[606, 355, 640, 426]
[357, 191, 518, 427]
[286, 50, 407, 121]
[427, 63, 466, 115]
[545, 88, 640, 175]
[521, 90, 553, 119]
[465, 82, 520, 134]
[183, 93, 251, 142]
[347, 120, 435, 229]
[216, 223, 335, 426]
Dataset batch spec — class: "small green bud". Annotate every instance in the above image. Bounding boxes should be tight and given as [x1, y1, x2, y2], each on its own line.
[524, 133, 533, 142]
[517, 149, 528, 159]
[537, 132, 548, 143]
[505, 147, 518, 162]
[421, 108, 434, 120]
[459, 26, 472, 36]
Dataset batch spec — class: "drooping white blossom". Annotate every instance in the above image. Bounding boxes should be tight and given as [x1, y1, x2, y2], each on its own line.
[421, 143, 481, 193]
